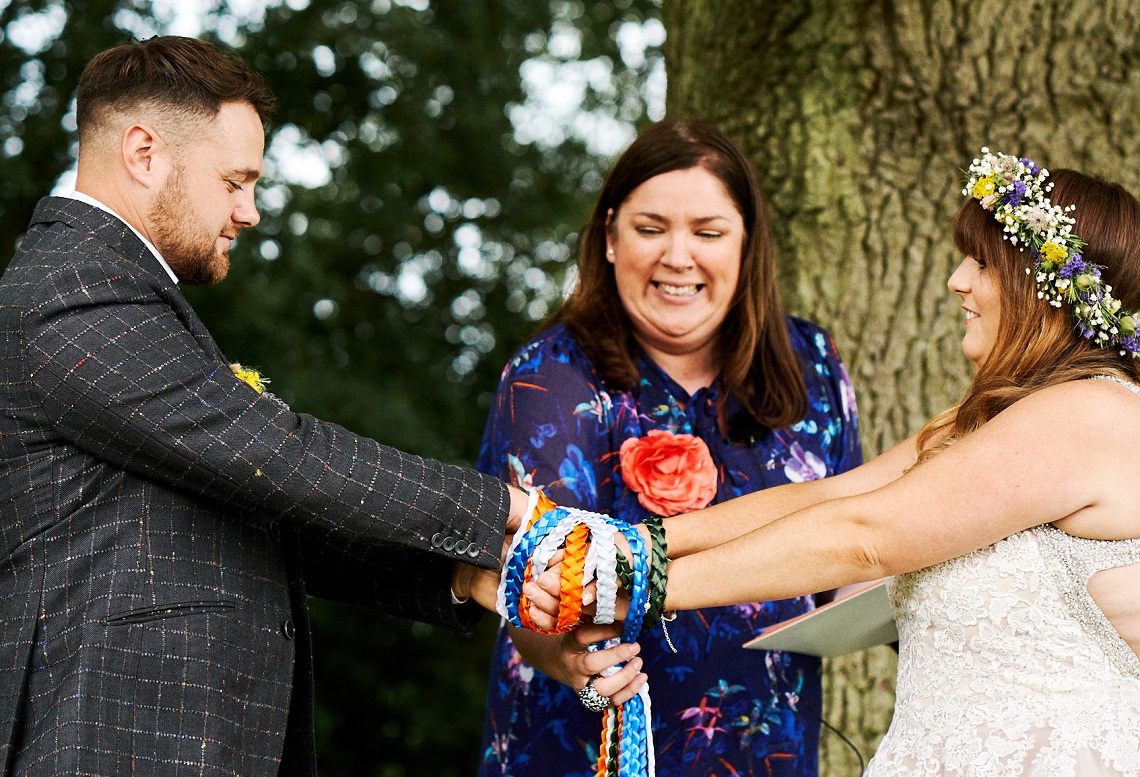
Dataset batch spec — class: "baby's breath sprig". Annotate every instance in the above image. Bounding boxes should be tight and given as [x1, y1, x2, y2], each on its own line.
[963, 148, 1140, 357]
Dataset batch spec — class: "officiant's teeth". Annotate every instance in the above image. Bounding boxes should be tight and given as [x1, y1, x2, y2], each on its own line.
[656, 282, 700, 296]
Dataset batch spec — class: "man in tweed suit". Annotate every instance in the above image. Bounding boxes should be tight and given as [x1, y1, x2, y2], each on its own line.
[0, 36, 528, 775]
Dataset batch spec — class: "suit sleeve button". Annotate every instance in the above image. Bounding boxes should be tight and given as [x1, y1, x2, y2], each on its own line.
[442, 537, 457, 551]
[431, 532, 445, 548]
[454, 540, 469, 554]
[282, 619, 295, 640]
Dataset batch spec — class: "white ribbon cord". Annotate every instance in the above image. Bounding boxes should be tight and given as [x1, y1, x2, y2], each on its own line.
[494, 487, 541, 619]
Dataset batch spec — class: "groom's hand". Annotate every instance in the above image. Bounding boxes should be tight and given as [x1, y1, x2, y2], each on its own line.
[451, 560, 501, 612]
[504, 485, 530, 537]
[526, 524, 645, 629]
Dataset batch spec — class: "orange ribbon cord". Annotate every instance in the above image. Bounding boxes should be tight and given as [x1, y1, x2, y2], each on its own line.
[555, 522, 591, 632]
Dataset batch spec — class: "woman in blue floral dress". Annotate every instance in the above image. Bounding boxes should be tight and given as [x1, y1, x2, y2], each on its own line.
[476, 118, 861, 777]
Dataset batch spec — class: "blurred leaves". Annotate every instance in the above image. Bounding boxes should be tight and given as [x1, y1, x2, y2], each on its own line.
[0, 0, 661, 773]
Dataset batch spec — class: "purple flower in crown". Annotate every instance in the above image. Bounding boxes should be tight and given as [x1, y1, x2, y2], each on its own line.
[1058, 255, 1086, 279]
[964, 147, 1140, 360]
[1003, 179, 1027, 207]
[1079, 288, 1103, 305]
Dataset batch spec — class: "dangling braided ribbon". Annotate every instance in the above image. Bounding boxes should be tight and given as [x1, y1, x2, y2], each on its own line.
[497, 490, 667, 777]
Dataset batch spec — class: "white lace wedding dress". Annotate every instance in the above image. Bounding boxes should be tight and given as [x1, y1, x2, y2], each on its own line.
[865, 524, 1140, 775]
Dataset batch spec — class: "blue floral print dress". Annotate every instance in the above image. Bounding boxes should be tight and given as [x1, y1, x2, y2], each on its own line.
[477, 318, 862, 777]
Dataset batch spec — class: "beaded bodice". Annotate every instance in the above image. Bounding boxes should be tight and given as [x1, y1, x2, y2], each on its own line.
[865, 373, 1140, 774]
[866, 527, 1140, 775]
[1035, 522, 1140, 678]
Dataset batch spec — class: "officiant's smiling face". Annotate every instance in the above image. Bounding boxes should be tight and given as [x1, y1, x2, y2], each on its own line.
[605, 167, 745, 368]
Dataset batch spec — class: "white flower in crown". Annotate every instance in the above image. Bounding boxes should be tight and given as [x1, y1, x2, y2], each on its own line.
[962, 148, 1140, 356]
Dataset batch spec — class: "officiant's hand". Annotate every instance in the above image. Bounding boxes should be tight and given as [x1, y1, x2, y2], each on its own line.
[509, 622, 647, 707]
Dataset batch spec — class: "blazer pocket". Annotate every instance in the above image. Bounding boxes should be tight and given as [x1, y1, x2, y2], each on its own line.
[104, 600, 235, 626]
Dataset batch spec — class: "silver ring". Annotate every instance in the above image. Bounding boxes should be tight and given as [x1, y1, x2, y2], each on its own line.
[577, 676, 611, 713]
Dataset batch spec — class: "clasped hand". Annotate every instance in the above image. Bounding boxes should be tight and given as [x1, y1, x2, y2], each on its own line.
[520, 548, 622, 629]
[456, 491, 652, 707]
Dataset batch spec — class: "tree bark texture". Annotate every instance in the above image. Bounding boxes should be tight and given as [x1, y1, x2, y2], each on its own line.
[662, 1, 1140, 772]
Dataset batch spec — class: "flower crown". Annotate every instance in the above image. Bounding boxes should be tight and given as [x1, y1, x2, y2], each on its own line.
[962, 148, 1140, 357]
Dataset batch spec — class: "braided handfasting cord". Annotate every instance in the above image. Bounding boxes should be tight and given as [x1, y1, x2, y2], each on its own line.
[612, 517, 673, 654]
[496, 493, 659, 777]
[556, 523, 592, 632]
[640, 515, 669, 629]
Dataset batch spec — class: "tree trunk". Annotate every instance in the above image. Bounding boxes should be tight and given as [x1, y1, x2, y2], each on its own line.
[662, 0, 1140, 771]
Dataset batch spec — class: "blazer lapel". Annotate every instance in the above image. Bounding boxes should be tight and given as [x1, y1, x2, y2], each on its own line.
[31, 197, 228, 363]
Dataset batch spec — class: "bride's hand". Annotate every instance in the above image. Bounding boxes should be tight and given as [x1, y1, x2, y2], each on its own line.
[525, 569, 632, 630]
[525, 536, 637, 629]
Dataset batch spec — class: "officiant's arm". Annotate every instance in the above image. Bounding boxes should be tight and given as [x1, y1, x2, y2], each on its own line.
[663, 432, 921, 558]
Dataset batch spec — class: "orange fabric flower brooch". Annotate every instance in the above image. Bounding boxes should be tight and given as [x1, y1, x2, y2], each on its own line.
[619, 429, 717, 516]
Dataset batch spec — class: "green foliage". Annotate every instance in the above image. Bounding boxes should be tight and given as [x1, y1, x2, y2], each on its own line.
[1, 0, 661, 773]
[0, 0, 129, 252]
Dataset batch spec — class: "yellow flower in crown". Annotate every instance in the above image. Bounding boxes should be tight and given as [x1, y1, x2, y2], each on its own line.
[1039, 241, 1068, 265]
[972, 176, 996, 199]
[230, 362, 269, 393]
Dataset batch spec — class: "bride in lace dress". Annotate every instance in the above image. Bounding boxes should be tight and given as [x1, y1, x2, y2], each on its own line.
[527, 152, 1140, 775]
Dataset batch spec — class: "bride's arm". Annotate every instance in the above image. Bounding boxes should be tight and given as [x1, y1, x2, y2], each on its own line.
[664, 431, 921, 557]
[664, 380, 1130, 611]
[523, 432, 921, 628]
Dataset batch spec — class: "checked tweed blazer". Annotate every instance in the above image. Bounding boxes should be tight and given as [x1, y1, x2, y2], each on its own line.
[0, 198, 510, 776]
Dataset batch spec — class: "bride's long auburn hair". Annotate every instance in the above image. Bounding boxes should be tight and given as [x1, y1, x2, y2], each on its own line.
[918, 169, 1140, 458]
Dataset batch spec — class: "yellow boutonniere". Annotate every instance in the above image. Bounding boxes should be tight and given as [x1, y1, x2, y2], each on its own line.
[230, 362, 269, 393]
